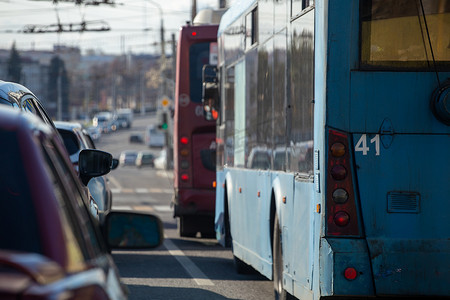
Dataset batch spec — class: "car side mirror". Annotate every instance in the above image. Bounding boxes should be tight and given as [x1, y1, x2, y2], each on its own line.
[104, 211, 164, 249]
[111, 158, 119, 170]
[79, 149, 112, 185]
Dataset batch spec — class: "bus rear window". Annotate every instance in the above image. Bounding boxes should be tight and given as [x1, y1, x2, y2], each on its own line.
[360, 0, 450, 69]
[190, 42, 210, 103]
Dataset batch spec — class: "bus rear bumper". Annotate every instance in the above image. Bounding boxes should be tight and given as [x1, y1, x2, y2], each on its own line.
[367, 238, 450, 297]
[319, 238, 375, 297]
[173, 188, 215, 217]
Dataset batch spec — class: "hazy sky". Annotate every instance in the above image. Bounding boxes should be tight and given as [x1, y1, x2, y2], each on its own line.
[0, 0, 233, 55]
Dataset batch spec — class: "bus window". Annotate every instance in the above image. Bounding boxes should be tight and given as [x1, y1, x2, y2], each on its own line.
[360, 0, 450, 69]
[190, 43, 211, 103]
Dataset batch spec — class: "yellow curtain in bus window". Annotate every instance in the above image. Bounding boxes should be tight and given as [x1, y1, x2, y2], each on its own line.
[361, 0, 450, 67]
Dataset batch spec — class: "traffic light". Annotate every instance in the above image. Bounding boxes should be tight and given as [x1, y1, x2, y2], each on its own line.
[158, 111, 169, 130]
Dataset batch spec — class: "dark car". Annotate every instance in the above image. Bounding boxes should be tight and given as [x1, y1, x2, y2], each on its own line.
[0, 80, 55, 130]
[0, 105, 163, 299]
[55, 121, 114, 221]
[129, 133, 144, 143]
[136, 150, 155, 168]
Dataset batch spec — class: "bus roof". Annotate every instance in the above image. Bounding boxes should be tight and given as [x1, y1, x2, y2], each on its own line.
[193, 8, 228, 25]
[218, 0, 256, 36]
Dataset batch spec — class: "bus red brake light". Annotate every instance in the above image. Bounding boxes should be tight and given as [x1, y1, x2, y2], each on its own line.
[334, 211, 350, 226]
[180, 137, 189, 145]
[192, 31, 197, 36]
[344, 267, 358, 280]
[181, 173, 189, 181]
[326, 129, 360, 236]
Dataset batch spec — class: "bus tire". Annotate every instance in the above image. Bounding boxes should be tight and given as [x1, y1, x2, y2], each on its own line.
[273, 213, 296, 300]
[177, 216, 197, 237]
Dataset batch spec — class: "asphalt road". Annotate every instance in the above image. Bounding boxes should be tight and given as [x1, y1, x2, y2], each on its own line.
[95, 113, 274, 300]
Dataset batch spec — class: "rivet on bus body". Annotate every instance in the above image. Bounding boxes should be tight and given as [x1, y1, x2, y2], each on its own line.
[344, 267, 358, 280]
[331, 142, 346, 157]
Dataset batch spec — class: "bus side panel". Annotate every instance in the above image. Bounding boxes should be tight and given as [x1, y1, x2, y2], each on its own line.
[289, 179, 315, 299]
[229, 168, 272, 279]
[214, 169, 226, 245]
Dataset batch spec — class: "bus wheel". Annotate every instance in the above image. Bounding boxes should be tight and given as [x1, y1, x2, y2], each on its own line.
[273, 214, 295, 300]
[177, 216, 197, 237]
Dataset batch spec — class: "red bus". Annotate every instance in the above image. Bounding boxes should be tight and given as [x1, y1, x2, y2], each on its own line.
[173, 22, 219, 238]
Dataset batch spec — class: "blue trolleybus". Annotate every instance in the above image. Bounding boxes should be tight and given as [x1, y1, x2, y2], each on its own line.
[204, 0, 450, 299]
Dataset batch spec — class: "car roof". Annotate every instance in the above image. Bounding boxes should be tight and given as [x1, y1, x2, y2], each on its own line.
[54, 121, 83, 131]
[0, 80, 35, 102]
[0, 103, 53, 135]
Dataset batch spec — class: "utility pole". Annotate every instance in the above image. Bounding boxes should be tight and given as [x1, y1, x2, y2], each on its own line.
[171, 33, 176, 102]
[191, 0, 197, 23]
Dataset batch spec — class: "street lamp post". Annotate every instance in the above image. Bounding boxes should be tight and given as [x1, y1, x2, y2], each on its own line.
[146, 0, 165, 59]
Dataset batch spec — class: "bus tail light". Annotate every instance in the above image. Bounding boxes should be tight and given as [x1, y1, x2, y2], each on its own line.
[180, 136, 189, 145]
[344, 267, 358, 280]
[180, 148, 189, 156]
[180, 160, 189, 169]
[181, 173, 189, 181]
[326, 129, 360, 236]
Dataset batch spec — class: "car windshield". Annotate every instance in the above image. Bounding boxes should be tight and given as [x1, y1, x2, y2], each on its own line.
[0, 129, 41, 253]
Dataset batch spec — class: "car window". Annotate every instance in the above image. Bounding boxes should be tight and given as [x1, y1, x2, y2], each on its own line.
[41, 138, 106, 260]
[58, 129, 81, 155]
[0, 129, 41, 254]
[21, 96, 55, 129]
[0, 97, 13, 107]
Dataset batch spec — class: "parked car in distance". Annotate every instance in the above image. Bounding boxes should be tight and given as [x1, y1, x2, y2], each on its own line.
[0, 105, 164, 299]
[116, 108, 133, 129]
[119, 150, 138, 166]
[129, 133, 144, 143]
[145, 125, 165, 148]
[86, 125, 102, 141]
[55, 121, 114, 221]
[136, 150, 155, 168]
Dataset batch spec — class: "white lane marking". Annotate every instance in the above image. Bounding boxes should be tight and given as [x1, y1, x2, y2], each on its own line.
[108, 175, 123, 189]
[164, 238, 214, 286]
[113, 206, 133, 211]
[154, 205, 172, 212]
[149, 188, 173, 194]
[111, 188, 173, 194]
